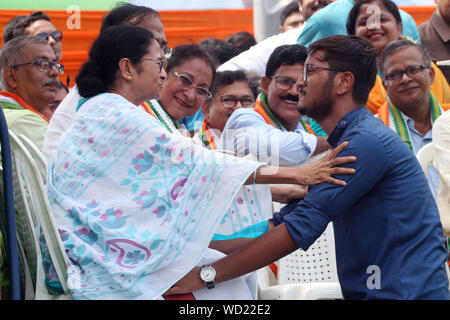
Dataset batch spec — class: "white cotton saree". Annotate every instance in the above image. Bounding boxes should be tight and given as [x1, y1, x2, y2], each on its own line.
[46, 93, 261, 299]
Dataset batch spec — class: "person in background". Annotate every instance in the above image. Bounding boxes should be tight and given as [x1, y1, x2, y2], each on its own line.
[253, 0, 298, 42]
[297, 0, 421, 48]
[279, 1, 305, 33]
[198, 38, 240, 68]
[346, 0, 450, 113]
[0, 36, 63, 149]
[48, 80, 69, 112]
[218, 0, 335, 77]
[142, 44, 215, 136]
[225, 31, 257, 54]
[378, 39, 443, 199]
[419, 0, 450, 81]
[2, 15, 26, 44]
[11, 11, 63, 62]
[42, 3, 170, 162]
[221, 44, 329, 168]
[180, 39, 241, 134]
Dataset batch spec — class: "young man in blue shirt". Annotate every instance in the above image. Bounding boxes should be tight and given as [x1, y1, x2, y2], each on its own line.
[166, 35, 450, 299]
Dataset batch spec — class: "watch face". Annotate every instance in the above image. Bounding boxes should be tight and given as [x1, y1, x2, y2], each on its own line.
[200, 266, 216, 282]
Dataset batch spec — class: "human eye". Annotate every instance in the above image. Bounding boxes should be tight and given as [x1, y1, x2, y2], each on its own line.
[241, 97, 255, 107]
[196, 86, 210, 97]
[38, 61, 50, 71]
[386, 70, 402, 81]
[407, 65, 423, 76]
[179, 74, 193, 87]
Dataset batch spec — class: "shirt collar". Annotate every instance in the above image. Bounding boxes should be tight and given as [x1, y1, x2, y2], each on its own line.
[328, 106, 366, 147]
[431, 11, 450, 43]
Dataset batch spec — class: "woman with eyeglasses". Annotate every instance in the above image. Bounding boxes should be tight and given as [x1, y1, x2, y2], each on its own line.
[142, 45, 215, 136]
[346, 0, 450, 113]
[45, 25, 357, 300]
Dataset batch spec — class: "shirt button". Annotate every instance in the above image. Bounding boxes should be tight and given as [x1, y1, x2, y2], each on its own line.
[340, 121, 347, 125]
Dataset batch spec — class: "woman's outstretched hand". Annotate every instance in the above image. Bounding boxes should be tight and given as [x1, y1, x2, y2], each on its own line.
[299, 141, 356, 186]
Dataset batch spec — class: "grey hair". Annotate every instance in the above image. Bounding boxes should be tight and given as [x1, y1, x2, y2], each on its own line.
[379, 39, 432, 78]
[0, 35, 48, 90]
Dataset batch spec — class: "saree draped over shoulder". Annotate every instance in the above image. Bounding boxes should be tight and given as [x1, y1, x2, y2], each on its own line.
[46, 93, 261, 299]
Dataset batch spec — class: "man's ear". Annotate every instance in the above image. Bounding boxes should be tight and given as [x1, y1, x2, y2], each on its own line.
[261, 76, 271, 95]
[3, 68, 18, 90]
[335, 71, 355, 96]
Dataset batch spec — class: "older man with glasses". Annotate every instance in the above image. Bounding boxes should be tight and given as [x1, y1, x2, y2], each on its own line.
[378, 39, 445, 200]
[221, 44, 330, 167]
[0, 36, 63, 150]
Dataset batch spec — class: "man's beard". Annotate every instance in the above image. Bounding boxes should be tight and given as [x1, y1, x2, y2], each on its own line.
[297, 78, 334, 123]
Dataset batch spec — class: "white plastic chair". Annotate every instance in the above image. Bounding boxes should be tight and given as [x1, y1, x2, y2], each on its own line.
[8, 130, 72, 299]
[16, 134, 48, 182]
[258, 222, 343, 300]
[416, 142, 434, 178]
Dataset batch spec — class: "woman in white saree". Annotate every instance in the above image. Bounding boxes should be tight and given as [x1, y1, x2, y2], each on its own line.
[46, 25, 356, 300]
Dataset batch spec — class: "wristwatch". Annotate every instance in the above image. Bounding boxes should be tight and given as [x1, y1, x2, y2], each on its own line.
[200, 265, 216, 289]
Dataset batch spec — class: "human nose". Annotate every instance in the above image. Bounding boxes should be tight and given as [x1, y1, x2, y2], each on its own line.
[296, 75, 306, 89]
[399, 71, 413, 82]
[160, 67, 167, 80]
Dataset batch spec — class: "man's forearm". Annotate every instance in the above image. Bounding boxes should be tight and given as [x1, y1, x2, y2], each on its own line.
[212, 224, 298, 284]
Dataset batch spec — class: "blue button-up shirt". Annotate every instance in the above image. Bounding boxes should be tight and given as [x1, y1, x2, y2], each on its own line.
[274, 107, 449, 299]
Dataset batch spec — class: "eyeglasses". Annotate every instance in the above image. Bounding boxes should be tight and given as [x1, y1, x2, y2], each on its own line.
[273, 76, 298, 90]
[219, 95, 255, 108]
[303, 64, 344, 82]
[384, 65, 428, 82]
[170, 70, 212, 100]
[137, 57, 165, 73]
[36, 30, 63, 42]
[10, 60, 64, 74]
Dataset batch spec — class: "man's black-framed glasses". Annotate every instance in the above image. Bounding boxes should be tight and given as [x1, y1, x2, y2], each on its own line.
[170, 70, 212, 100]
[36, 30, 63, 42]
[303, 64, 344, 82]
[219, 95, 255, 109]
[11, 60, 64, 74]
[384, 65, 428, 82]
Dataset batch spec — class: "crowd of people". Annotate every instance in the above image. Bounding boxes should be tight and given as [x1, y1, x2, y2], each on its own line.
[0, 0, 449, 300]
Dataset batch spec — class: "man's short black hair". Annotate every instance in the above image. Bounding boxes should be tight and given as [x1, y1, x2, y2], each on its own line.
[265, 44, 307, 78]
[12, 11, 51, 38]
[308, 35, 378, 105]
[280, 1, 300, 25]
[3, 15, 27, 43]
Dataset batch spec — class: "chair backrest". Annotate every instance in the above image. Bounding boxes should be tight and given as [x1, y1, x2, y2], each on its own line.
[277, 222, 340, 284]
[16, 134, 48, 182]
[416, 142, 434, 178]
[8, 130, 70, 295]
